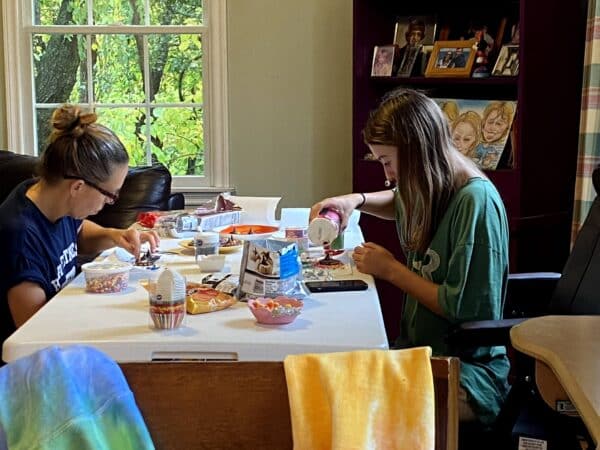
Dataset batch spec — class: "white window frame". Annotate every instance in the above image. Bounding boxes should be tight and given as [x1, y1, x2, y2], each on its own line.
[1, 0, 229, 190]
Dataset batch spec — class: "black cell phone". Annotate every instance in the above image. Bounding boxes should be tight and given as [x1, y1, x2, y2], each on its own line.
[305, 279, 369, 293]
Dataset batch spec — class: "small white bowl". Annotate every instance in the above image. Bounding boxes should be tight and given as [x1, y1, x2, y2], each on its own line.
[197, 254, 226, 272]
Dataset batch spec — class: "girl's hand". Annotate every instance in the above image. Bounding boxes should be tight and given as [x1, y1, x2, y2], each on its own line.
[112, 228, 160, 257]
[309, 193, 363, 231]
[352, 241, 398, 281]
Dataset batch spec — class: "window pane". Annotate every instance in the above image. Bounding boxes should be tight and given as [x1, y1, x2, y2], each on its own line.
[33, 34, 88, 104]
[93, 35, 145, 104]
[149, 34, 203, 104]
[93, 0, 143, 25]
[150, 0, 203, 26]
[96, 107, 149, 166]
[35, 0, 88, 26]
[151, 107, 204, 176]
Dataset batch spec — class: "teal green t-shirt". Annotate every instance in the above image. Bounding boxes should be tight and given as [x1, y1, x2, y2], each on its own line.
[395, 178, 510, 425]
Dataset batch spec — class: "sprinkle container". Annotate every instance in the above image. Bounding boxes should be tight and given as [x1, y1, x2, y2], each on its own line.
[81, 261, 132, 293]
[308, 208, 341, 246]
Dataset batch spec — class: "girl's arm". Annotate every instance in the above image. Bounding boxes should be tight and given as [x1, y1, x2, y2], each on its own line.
[8, 282, 47, 327]
[310, 190, 396, 230]
[358, 190, 396, 220]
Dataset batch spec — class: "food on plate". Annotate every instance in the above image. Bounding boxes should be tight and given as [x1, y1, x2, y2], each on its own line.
[218, 235, 243, 253]
[185, 282, 237, 314]
[135, 248, 161, 266]
[315, 253, 344, 269]
[220, 235, 243, 247]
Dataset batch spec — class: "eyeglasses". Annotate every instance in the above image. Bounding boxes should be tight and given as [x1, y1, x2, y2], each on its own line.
[63, 175, 119, 204]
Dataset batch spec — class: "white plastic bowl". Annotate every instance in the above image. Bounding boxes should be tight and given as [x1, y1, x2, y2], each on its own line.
[197, 254, 226, 272]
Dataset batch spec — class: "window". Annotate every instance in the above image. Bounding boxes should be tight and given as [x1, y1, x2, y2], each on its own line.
[2, 0, 229, 190]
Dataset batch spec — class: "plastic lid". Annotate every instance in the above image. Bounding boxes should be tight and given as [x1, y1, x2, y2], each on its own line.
[82, 261, 133, 274]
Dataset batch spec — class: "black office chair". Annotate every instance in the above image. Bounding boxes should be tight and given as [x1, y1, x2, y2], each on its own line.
[450, 167, 600, 449]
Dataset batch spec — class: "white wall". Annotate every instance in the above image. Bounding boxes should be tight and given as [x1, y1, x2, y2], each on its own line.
[227, 0, 352, 208]
[0, 1, 353, 207]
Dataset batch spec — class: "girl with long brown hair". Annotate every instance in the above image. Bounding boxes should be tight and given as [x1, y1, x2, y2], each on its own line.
[310, 89, 510, 427]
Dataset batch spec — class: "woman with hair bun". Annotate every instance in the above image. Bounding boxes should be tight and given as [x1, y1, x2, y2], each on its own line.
[0, 105, 159, 342]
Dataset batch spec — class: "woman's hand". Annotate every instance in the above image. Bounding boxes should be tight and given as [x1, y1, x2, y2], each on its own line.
[352, 241, 398, 281]
[112, 228, 160, 257]
[309, 193, 363, 231]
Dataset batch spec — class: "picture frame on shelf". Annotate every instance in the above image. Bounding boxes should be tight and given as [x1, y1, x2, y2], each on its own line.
[492, 44, 519, 76]
[393, 16, 437, 49]
[396, 44, 423, 77]
[371, 45, 397, 77]
[425, 39, 477, 78]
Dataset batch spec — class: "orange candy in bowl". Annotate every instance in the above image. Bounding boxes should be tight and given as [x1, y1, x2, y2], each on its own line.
[248, 296, 303, 325]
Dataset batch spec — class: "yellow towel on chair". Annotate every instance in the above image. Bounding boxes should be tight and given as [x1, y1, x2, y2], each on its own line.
[284, 347, 434, 450]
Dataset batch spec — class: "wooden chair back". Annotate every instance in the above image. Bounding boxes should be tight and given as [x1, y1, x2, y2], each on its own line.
[121, 356, 459, 450]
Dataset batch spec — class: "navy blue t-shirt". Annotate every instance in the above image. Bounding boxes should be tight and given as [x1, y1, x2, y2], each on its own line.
[0, 179, 82, 345]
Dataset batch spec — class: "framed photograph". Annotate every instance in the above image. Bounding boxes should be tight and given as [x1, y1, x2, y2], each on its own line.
[396, 44, 423, 77]
[435, 98, 517, 170]
[393, 16, 437, 48]
[371, 45, 397, 77]
[492, 45, 519, 76]
[425, 40, 477, 78]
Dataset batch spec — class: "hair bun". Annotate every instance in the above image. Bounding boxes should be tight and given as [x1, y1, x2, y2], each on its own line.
[50, 104, 98, 140]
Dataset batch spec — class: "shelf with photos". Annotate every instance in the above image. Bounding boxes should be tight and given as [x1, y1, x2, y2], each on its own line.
[364, 15, 522, 173]
[369, 14, 520, 84]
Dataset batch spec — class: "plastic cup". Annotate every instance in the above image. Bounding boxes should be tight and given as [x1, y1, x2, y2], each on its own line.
[194, 231, 220, 261]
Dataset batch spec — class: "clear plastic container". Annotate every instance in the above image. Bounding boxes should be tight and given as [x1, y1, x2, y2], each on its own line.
[194, 230, 220, 261]
[175, 213, 199, 233]
[81, 261, 132, 293]
[285, 226, 309, 253]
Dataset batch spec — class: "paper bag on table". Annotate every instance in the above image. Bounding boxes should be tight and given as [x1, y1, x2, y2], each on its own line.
[237, 239, 308, 300]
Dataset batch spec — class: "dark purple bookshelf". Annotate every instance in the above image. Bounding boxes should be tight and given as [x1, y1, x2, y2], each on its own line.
[353, 0, 588, 342]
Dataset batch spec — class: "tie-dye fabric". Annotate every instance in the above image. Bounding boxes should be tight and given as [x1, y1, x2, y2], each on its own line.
[0, 345, 154, 450]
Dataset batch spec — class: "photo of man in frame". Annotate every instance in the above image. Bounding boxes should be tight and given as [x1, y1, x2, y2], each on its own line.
[393, 16, 436, 77]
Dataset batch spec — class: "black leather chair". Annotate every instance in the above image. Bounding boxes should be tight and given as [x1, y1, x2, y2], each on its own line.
[451, 167, 600, 449]
[87, 164, 185, 229]
[0, 150, 185, 229]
